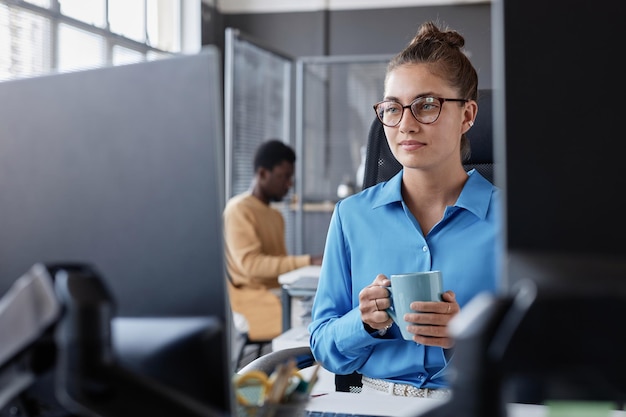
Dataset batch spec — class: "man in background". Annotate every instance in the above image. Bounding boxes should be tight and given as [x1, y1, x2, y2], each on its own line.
[224, 139, 323, 341]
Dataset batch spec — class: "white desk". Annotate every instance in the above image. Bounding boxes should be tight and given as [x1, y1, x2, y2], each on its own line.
[278, 265, 321, 286]
[306, 392, 626, 417]
[272, 325, 310, 351]
[278, 265, 320, 331]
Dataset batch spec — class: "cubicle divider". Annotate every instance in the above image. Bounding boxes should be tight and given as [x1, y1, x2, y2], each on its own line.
[224, 26, 390, 257]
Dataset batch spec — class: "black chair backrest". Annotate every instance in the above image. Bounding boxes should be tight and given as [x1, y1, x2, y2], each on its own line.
[361, 115, 403, 189]
[463, 89, 493, 182]
[362, 89, 494, 189]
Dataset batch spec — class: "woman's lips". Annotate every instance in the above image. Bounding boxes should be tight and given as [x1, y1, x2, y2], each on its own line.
[399, 141, 425, 152]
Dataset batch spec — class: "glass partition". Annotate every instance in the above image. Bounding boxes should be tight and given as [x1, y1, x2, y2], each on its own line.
[294, 55, 390, 254]
[225, 26, 391, 255]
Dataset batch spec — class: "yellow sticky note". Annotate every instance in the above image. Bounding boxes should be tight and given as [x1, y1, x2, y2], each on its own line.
[546, 401, 613, 417]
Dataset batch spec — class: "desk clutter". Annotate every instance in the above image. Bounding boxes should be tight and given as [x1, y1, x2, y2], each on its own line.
[234, 359, 321, 417]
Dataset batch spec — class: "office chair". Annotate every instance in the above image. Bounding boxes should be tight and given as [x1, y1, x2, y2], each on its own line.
[237, 346, 315, 376]
[236, 337, 272, 371]
[362, 88, 494, 190]
[240, 89, 495, 393]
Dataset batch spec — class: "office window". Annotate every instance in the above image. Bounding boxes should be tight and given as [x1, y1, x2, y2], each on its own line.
[109, 0, 145, 43]
[147, 0, 180, 52]
[0, 0, 187, 82]
[24, 0, 50, 6]
[0, 4, 51, 80]
[59, 0, 106, 27]
[57, 23, 105, 72]
[112, 45, 143, 66]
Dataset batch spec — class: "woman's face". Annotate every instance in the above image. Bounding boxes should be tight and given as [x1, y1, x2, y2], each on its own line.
[382, 63, 474, 174]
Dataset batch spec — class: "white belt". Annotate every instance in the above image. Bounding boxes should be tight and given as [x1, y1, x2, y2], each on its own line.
[361, 376, 451, 399]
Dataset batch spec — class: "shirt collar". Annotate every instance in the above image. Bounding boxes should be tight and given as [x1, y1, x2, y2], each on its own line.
[370, 168, 495, 220]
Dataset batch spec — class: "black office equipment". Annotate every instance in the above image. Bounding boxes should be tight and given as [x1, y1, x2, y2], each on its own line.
[0, 49, 234, 416]
[62, 263, 226, 416]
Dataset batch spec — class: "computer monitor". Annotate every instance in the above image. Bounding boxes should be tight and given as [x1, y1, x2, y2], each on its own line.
[493, 0, 626, 405]
[493, 0, 626, 297]
[0, 49, 234, 416]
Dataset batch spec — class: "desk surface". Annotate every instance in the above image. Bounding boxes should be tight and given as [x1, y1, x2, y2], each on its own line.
[306, 392, 626, 417]
[278, 265, 321, 286]
[272, 325, 310, 351]
[306, 392, 443, 417]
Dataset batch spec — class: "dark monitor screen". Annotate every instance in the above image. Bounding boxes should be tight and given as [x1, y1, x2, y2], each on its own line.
[493, 0, 626, 295]
[0, 49, 233, 415]
[483, 0, 626, 406]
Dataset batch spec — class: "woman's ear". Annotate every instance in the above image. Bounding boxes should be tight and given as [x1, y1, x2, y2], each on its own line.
[463, 100, 478, 134]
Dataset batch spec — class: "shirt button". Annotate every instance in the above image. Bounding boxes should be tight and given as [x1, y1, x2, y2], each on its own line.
[422, 246, 428, 252]
[417, 374, 424, 381]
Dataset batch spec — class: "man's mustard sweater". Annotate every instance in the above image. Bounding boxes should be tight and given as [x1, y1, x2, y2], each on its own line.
[224, 192, 310, 340]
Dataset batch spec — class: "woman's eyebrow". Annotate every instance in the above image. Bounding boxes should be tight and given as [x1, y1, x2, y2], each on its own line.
[383, 93, 437, 102]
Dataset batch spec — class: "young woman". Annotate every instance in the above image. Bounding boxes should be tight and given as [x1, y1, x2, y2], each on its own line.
[308, 21, 501, 398]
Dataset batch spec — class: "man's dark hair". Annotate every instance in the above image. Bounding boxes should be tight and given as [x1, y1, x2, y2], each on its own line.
[253, 139, 296, 171]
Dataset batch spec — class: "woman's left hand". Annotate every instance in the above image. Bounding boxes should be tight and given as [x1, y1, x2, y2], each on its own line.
[404, 290, 459, 348]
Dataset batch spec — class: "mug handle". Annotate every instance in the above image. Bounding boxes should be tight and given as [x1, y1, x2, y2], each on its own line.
[382, 286, 397, 323]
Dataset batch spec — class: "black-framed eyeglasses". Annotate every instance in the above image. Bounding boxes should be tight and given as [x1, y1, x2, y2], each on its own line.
[373, 96, 468, 127]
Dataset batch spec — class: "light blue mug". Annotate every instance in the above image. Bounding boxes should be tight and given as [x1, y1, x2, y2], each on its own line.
[386, 271, 444, 340]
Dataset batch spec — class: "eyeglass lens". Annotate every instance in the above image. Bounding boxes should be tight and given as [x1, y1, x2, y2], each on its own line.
[375, 97, 442, 126]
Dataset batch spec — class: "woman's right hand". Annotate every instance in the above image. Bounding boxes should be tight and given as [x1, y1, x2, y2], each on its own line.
[358, 274, 393, 333]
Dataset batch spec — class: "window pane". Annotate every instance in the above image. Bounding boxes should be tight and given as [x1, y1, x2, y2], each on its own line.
[147, 50, 171, 61]
[109, 0, 145, 43]
[147, 0, 180, 52]
[0, 4, 51, 81]
[59, 0, 106, 27]
[23, 0, 50, 7]
[112, 45, 143, 66]
[57, 23, 105, 72]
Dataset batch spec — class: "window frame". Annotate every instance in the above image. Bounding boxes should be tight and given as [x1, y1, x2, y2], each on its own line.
[0, 0, 184, 81]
